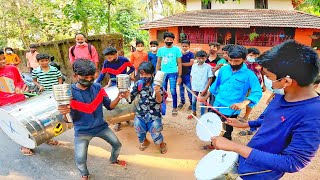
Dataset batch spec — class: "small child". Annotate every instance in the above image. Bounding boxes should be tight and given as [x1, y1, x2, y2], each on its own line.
[188, 50, 213, 118]
[130, 40, 148, 81]
[58, 59, 128, 180]
[96, 47, 135, 131]
[178, 40, 194, 110]
[130, 62, 167, 154]
[32, 54, 62, 92]
[148, 41, 159, 70]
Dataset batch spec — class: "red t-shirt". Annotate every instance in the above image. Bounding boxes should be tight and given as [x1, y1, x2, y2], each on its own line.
[0, 65, 26, 106]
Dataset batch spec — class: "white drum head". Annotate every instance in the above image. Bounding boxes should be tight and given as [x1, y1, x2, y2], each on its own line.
[195, 150, 239, 180]
[0, 108, 36, 149]
[196, 112, 223, 142]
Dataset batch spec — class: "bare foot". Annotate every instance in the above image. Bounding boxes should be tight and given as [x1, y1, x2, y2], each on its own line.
[160, 142, 167, 154]
[46, 139, 61, 146]
[20, 147, 34, 156]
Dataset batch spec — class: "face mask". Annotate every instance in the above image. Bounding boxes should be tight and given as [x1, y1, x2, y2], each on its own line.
[78, 79, 94, 87]
[136, 47, 144, 51]
[6, 50, 13, 54]
[165, 42, 173, 46]
[247, 57, 255, 63]
[140, 77, 153, 84]
[76, 42, 85, 46]
[150, 47, 157, 52]
[264, 75, 287, 95]
[230, 63, 243, 71]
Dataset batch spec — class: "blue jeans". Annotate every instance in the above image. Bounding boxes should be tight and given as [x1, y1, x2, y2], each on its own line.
[179, 74, 192, 105]
[74, 127, 122, 176]
[192, 91, 206, 115]
[163, 72, 178, 108]
[134, 115, 163, 144]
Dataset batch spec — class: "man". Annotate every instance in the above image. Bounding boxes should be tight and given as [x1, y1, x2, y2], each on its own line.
[69, 33, 99, 78]
[211, 40, 320, 179]
[26, 44, 39, 73]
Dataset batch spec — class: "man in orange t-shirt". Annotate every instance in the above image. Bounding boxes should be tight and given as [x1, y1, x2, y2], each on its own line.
[130, 40, 148, 81]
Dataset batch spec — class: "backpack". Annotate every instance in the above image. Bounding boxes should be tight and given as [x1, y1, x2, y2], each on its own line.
[137, 80, 168, 115]
[70, 43, 92, 58]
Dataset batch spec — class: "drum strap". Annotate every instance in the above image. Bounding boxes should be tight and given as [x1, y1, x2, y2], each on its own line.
[238, 170, 272, 177]
[70, 89, 108, 113]
[101, 62, 133, 75]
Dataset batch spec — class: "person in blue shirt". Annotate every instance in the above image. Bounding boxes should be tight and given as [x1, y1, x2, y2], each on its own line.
[148, 41, 159, 70]
[156, 32, 182, 115]
[201, 45, 262, 142]
[178, 40, 194, 110]
[58, 59, 129, 180]
[210, 40, 320, 180]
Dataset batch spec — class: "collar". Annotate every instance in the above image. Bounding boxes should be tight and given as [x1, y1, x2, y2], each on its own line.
[36, 65, 54, 72]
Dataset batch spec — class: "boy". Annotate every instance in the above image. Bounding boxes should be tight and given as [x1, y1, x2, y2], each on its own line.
[130, 62, 167, 154]
[96, 47, 135, 131]
[32, 54, 63, 92]
[211, 44, 233, 77]
[188, 50, 213, 118]
[178, 40, 194, 110]
[148, 41, 159, 70]
[211, 40, 320, 180]
[200, 45, 262, 141]
[130, 40, 148, 80]
[58, 59, 128, 180]
[156, 32, 182, 115]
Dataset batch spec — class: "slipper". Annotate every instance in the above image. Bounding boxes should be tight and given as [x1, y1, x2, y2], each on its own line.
[178, 103, 184, 109]
[139, 140, 150, 151]
[187, 112, 196, 119]
[111, 160, 127, 167]
[239, 130, 253, 136]
[20, 147, 34, 156]
[172, 109, 178, 116]
[46, 139, 61, 146]
[160, 143, 167, 154]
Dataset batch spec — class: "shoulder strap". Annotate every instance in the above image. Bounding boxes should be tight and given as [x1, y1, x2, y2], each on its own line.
[71, 45, 76, 57]
[88, 43, 92, 58]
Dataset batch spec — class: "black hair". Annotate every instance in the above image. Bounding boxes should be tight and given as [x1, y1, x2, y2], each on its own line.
[50, 56, 55, 62]
[163, 32, 175, 39]
[29, 44, 37, 48]
[49, 61, 61, 70]
[247, 48, 260, 55]
[209, 42, 221, 47]
[196, 50, 207, 57]
[102, 47, 118, 55]
[256, 40, 320, 86]
[0, 50, 4, 55]
[181, 40, 191, 45]
[150, 41, 159, 46]
[138, 61, 155, 74]
[75, 33, 86, 38]
[228, 45, 247, 59]
[4, 47, 13, 51]
[36, 54, 51, 61]
[73, 59, 96, 76]
[136, 40, 144, 46]
[222, 44, 234, 52]
[314, 75, 320, 85]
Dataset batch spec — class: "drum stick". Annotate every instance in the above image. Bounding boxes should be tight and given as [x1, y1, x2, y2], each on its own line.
[190, 113, 214, 137]
[200, 106, 229, 109]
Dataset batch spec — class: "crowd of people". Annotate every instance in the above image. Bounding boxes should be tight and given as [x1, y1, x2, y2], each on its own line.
[0, 31, 320, 180]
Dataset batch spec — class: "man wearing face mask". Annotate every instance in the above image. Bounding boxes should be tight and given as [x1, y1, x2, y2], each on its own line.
[200, 45, 262, 142]
[4, 47, 21, 66]
[69, 33, 99, 78]
[210, 40, 320, 180]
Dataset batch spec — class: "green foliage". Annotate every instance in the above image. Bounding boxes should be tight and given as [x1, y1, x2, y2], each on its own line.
[249, 32, 259, 41]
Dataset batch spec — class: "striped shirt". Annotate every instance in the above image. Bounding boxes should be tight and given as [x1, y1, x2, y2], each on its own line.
[32, 66, 62, 91]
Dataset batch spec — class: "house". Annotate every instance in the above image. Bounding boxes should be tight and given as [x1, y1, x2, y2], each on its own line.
[140, 0, 320, 53]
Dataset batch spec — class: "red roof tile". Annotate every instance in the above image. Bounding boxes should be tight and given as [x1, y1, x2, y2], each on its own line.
[140, 9, 320, 29]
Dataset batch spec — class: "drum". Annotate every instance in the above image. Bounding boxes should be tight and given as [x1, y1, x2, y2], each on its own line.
[195, 150, 239, 180]
[196, 112, 225, 142]
[0, 92, 73, 149]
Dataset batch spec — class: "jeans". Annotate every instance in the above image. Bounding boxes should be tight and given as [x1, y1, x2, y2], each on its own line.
[179, 74, 192, 105]
[134, 115, 163, 144]
[163, 72, 178, 108]
[191, 91, 206, 115]
[74, 127, 122, 176]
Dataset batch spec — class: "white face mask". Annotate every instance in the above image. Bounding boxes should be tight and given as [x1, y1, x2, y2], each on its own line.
[136, 47, 144, 51]
[150, 47, 157, 52]
[264, 75, 288, 95]
[247, 57, 255, 63]
[6, 50, 13, 54]
[76, 42, 85, 46]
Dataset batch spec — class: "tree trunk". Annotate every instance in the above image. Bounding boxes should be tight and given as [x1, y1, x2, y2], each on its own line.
[107, 1, 111, 33]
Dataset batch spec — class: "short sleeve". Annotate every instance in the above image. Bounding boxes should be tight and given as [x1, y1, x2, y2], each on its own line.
[207, 65, 213, 77]
[156, 48, 162, 57]
[190, 52, 195, 59]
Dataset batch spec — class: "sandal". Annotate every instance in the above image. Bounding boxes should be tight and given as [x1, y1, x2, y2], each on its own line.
[139, 140, 150, 151]
[239, 130, 253, 136]
[187, 112, 196, 119]
[178, 103, 184, 109]
[172, 109, 178, 116]
[113, 123, 121, 132]
[46, 139, 61, 146]
[160, 142, 167, 154]
[111, 160, 127, 167]
[20, 147, 34, 156]
[81, 175, 90, 180]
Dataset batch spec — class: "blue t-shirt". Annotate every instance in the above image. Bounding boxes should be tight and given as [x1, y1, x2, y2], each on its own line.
[70, 83, 112, 136]
[238, 94, 320, 180]
[181, 51, 194, 75]
[148, 52, 158, 70]
[190, 63, 213, 92]
[156, 46, 182, 73]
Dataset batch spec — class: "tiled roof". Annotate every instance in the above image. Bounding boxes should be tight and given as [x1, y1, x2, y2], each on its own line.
[140, 9, 320, 29]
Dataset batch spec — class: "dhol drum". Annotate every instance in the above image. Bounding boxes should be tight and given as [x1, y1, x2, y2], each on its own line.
[196, 112, 225, 142]
[0, 92, 73, 149]
[195, 150, 239, 180]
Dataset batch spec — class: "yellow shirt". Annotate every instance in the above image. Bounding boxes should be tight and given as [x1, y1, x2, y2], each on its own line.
[5, 53, 21, 66]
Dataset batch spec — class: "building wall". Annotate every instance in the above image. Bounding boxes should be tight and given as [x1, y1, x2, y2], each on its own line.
[295, 28, 320, 46]
[186, 0, 293, 11]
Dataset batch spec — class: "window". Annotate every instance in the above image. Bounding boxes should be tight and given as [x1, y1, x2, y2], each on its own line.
[157, 30, 168, 42]
[255, 0, 268, 9]
[201, 1, 211, 9]
[311, 32, 320, 50]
